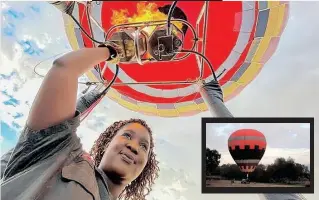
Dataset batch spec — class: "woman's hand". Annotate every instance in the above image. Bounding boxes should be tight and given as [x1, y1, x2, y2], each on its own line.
[99, 41, 124, 64]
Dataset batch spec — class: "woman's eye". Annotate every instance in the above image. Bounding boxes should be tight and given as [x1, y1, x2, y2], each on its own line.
[123, 133, 131, 139]
[140, 143, 148, 151]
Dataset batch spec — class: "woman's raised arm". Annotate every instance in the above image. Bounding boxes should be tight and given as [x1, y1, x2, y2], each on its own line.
[26, 47, 110, 131]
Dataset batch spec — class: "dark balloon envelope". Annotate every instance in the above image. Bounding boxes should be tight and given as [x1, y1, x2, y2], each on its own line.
[228, 129, 267, 173]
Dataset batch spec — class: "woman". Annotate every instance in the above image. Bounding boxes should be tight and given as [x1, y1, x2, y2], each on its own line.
[1, 44, 159, 200]
[1, 40, 231, 200]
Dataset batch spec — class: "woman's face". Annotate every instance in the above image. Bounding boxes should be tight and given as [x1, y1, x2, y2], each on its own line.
[99, 122, 151, 183]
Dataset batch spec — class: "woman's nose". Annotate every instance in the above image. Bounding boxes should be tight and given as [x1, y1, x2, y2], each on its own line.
[126, 140, 139, 154]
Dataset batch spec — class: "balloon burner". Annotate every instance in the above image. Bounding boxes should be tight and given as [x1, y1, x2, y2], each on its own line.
[108, 24, 184, 65]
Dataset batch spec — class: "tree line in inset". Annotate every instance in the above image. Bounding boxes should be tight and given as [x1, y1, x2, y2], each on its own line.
[206, 148, 310, 185]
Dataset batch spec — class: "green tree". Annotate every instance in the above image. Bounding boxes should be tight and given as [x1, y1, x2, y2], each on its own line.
[212, 156, 310, 184]
[206, 148, 221, 176]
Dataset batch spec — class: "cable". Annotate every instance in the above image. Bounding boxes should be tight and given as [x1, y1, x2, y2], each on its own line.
[100, 64, 119, 96]
[33, 7, 118, 91]
[85, 4, 104, 82]
[179, 50, 218, 81]
[67, 4, 217, 84]
[217, 68, 227, 79]
[167, 1, 178, 36]
[33, 52, 102, 86]
[69, 14, 104, 44]
[80, 95, 103, 122]
[34, 58, 101, 85]
[79, 64, 119, 122]
[34, 5, 106, 85]
[33, 52, 66, 78]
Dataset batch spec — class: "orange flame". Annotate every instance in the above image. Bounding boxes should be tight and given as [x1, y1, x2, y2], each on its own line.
[111, 2, 183, 34]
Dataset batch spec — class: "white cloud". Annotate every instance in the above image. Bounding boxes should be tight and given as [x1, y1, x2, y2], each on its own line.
[262, 148, 310, 165]
[211, 123, 236, 136]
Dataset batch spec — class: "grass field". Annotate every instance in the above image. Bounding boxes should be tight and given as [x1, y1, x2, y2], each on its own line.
[206, 179, 306, 187]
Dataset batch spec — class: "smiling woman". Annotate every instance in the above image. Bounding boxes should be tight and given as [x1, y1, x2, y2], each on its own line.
[90, 119, 159, 200]
[0, 46, 160, 200]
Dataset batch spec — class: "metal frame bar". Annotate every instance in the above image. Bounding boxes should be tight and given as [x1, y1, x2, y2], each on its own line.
[200, 1, 209, 78]
[85, 1, 210, 86]
[87, 4, 106, 38]
[104, 18, 198, 64]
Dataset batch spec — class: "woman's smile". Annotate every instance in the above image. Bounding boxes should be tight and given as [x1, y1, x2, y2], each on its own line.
[120, 152, 135, 164]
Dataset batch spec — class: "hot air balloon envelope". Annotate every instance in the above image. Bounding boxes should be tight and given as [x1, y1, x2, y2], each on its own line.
[228, 129, 267, 173]
[62, 1, 289, 117]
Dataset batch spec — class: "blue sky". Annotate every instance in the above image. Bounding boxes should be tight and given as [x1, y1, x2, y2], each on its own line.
[0, 1, 50, 153]
[1, 1, 318, 200]
[1, 121, 18, 153]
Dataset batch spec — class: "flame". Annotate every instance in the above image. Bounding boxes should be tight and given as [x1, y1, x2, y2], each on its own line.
[111, 2, 183, 35]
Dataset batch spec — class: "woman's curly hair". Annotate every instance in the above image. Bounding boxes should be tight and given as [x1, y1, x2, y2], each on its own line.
[89, 119, 159, 200]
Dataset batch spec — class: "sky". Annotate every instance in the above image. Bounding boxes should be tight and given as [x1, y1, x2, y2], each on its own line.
[206, 123, 311, 166]
[1, 1, 319, 200]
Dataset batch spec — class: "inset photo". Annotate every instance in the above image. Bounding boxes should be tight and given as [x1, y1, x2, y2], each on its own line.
[201, 118, 314, 194]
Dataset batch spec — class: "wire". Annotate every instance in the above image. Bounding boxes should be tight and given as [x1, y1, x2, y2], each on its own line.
[217, 68, 227, 79]
[33, 52, 67, 78]
[66, 4, 218, 85]
[100, 64, 119, 96]
[33, 52, 102, 85]
[69, 14, 104, 44]
[85, 3, 104, 82]
[79, 64, 119, 122]
[179, 50, 218, 81]
[167, 1, 178, 35]
[33, 6, 106, 86]
[80, 95, 103, 122]
[33, 56, 102, 86]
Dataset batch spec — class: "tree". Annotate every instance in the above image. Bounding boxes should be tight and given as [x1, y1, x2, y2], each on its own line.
[211, 156, 310, 184]
[206, 148, 221, 175]
[265, 157, 310, 183]
[250, 164, 266, 182]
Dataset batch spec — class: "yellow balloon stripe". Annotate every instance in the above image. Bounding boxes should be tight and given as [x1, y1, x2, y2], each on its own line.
[63, 14, 80, 50]
[264, 6, 281, 37]
[223, 81, 243, 99]
[221, 3, 287, 105]
[267, 1, 280, 9]
[176, 103, 201, 114]
[157, 109, 180, 117]
[63, 14, 100, 82]
[137, 103, 160, 116]
[273, 4, 287, 36]
[252, 37, 272, 63]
